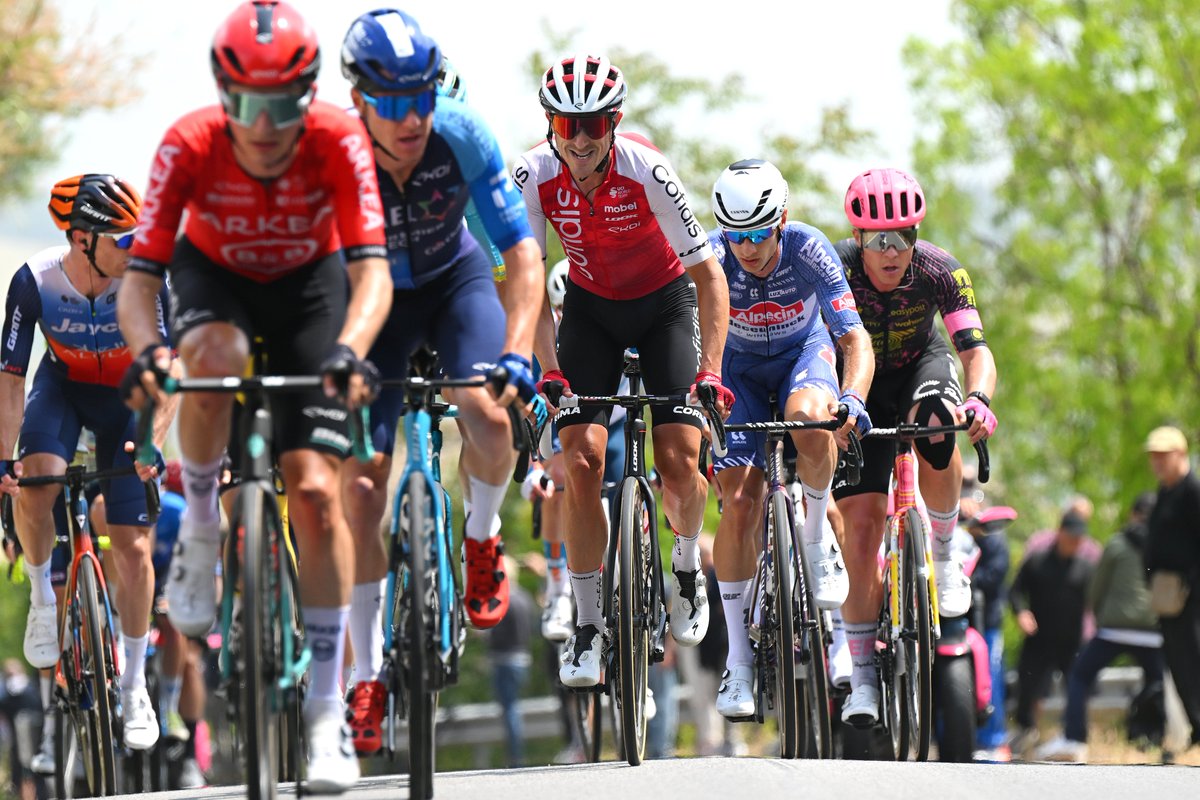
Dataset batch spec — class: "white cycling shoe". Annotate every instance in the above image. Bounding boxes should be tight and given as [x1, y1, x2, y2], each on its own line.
[670, 568, 710, 646]
[305, 705, 359, 795]
[559, 624, 604, 688]
[935, 558, 972, 618]
[841, 684, 880, 728]
[716, 665, 756, 719]
[165, 530, 221, 638]
[122, 687, 160, 751]
[804, 539, 849, 610]
[541, 592, 574, 642]
[24, 602, 59, 669]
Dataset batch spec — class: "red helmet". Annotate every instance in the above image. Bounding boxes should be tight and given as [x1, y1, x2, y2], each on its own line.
[210, 1, 320, 89]
[844, 168, 926, 230]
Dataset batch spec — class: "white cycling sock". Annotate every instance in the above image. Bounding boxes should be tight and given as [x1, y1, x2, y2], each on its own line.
[348, 580, 385, 683]
[719, 579, 753, 669]
[180, 456, 223, 531]
[120, 633, 149, 692]
[465, 476, 506, 542]
[544, 540, 568, 597]
[845, 621, 878, 691]
[928, 506, 960, 561]
[569, 568, 603, 629]
[304, 605, 350, 707]
[26, 558, 54, 607]
[672, 532, 701, 573]
[800, 480, 833, 545]
[161, 676, 182, 721]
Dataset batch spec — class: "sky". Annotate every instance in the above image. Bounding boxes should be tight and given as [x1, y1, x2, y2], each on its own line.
[0, 0, 958, 263]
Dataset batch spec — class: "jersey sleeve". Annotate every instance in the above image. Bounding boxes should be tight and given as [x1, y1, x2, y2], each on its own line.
[464, 201, 505, 273]
[928, 247, 988, 353]
[130, 124, 199, 277]
[326, 115, 388, 263]
[1, 265, 43, 378]
[440, 104, 534, 255]
[156, 279, 173, 349]
[511, 152, 548, 260]
[795, 228, 864, 341]
[639, 151, 712, 267]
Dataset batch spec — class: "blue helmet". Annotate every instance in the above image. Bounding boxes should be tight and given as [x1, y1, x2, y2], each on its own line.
[340, 9, 441, 95]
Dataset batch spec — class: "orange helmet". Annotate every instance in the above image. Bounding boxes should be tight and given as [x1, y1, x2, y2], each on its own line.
[211, 1, 320, 89]
[48, 174, 141, 233]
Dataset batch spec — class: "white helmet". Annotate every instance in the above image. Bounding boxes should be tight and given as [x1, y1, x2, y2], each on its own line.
[712, 159, 789, 231]
[547, 259, 570, 308]
[539, 54, 627, 116]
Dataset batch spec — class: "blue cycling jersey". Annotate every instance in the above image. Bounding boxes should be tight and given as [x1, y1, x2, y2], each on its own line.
[377, 100, 531, 289]
[710, 222, 862, 357]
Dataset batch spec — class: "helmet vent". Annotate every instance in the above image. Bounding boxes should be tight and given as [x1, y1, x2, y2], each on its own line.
[255, 3, 275, 44]
[221, 47, 245, 78]
[884, 194, 894, 221]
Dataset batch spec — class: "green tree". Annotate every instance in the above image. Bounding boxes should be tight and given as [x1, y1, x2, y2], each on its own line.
[903, 0, 1200, 533]
[0, 0, 139, 200]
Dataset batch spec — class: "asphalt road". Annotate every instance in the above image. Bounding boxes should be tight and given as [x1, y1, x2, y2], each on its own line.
[108, 756, 1197, 800]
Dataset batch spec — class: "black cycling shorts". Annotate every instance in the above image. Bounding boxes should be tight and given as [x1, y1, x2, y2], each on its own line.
[833, 335, 963, 498]
[555, 274, 703, 431]
[168, 237, 351, 458]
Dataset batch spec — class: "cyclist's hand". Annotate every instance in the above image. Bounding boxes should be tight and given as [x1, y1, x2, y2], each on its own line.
[526, 393, 550, 433]
[122, 441, 161, 483]
[1016, 609, 1038, 636]
[488, 352, 538, 407]
[690, 371, 734, 420]
[321, 343, 381, 410]
[520, 464, 555, 501]
[535, 369, 571, 412]
[0, 460, 22, 498]
[120, 344, 171, 411]
[830, 389, 871, 448]
[957, 396, 997, 443]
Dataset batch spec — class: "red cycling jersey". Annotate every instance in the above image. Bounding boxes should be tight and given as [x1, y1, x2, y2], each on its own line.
[512, 133, 712, 301]
[130, 101, 387, 283]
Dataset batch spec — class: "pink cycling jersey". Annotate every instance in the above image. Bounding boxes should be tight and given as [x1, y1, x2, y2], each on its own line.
[512, 133, 712, 300]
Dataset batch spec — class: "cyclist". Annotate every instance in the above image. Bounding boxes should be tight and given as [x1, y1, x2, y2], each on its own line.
[337, 10, 544, 754]
[831, 168, 998, 725]
[117, 1, 392, 790]
[706, 160, 874, 718]
[514, 54, 733, 688]
[0, 173, 168, 751]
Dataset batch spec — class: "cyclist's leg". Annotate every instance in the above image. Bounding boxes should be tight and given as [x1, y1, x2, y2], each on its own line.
[540, 450, 572, 642]
[433, 257, 513, 628]
[167, 240, 252, 637]
[14, 366, 80, 669]
[712, 462, 763, 718]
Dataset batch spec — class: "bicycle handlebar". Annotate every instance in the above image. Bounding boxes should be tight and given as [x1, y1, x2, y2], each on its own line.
[6, 464, 162, 525]
[845, 410, 991, 483]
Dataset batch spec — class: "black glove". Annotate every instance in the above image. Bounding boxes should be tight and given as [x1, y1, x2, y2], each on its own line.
[119, 344, 168, 404]
[321, 343, 382, 403]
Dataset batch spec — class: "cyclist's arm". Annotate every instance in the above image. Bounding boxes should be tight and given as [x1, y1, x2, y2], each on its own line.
[0, 266, 39, 456]
[686, 255, 729, 376]
[339, 256, 392, 358]
[958, 344, 997, 405]
[0, 373, 24, 460]
[836, 327, 874, 402]
[495, 238, 543, 361]
[152, 357, 185, 448]
[117, 271, 168, 356]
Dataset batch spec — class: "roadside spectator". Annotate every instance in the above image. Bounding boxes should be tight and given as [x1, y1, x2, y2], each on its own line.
[1008, 508, 1096, 757]
[967, 505, 1016, 760]
[0, 659, 42, 800]
[1025, 494, 1103, 563]
[1143, 426, 1200, 748]
[486, 557, 536, 768]
[1037, 493, 1164, 762]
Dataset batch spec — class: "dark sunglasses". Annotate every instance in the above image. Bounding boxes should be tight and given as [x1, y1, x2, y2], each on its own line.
[861, 227, 918, 252]
[219, 87, 314, 129]
[96, 229, 137, 250]
[550, 114, 616, 140]
[724, 226, 777, 245]
[360, 88, 437, 121]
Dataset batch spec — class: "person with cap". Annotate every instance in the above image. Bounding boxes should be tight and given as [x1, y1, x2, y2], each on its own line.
[1144, 425, 1200, 747]
[1037, 492, 1165, 762]
[1007, 505, 1097, 757]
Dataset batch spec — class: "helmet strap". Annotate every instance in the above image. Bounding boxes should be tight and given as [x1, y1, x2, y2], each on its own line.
[363, 114, 401, 163]
[84, 233, 112, 280]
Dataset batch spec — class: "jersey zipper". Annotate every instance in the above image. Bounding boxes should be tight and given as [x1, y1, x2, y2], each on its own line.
[88, 294, 104, 382]
[881, 290, 894, 372]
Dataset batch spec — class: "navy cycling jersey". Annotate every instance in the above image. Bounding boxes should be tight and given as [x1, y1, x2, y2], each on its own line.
[2, 246, 170, 387]
[711, 222, 863, 357]
[377, 100, 531, 289]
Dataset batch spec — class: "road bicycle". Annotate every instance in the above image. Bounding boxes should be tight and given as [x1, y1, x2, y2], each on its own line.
[542, 350, 723, 766]
[848, 419, 989, 761]
[137, 375, 317, 800]
[3, 464, 159, 798]
[374, 347, 532, 800]
[710, 398, 845, 759]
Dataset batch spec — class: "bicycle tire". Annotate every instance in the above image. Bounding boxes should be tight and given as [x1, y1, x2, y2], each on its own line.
[789, 494, 831, 759]
[569, 690, 603, 762]
[902, 507, 933, 761]
[616, 476, 648, 765]
[405, 473, 436, 800]
[55, 701, 78, 799]
[277, 542, 305, 784]
[240, 485, 281, 800]
[883, 515, 906, 761]
[78, 557, 118, 795]
[768, 492, 800, 759]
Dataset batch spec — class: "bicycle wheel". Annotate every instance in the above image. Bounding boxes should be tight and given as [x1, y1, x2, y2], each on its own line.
[883, 517, 906, 760]
[240, 484, 281, 800]
[55, 701, 79, 799]
[768, 492, 799, 759]
[277, 544, 305, 784]
[78, 557, 117, 795]
[616, 477, 649, 765]
[901, 507, 933, 761]
[569, 689, 603, 762]
[404, 473, 436, 800]
[790, 497, 831, 758]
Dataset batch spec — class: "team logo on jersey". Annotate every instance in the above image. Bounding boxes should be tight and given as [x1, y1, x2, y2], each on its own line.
[831, 291, 857, 312]
[730, 300, 805, 326]
[818, 345, 836, 368]
[609, 185, 630, 200]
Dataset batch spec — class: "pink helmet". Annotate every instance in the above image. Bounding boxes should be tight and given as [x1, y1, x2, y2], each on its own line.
[844, 168, 926, 229]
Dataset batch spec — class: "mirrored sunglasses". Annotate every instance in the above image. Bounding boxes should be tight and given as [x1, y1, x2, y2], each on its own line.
[219, 86, 314, 129]
[862, 227, 918, 252]
[724, 226, 776, 245]
[360, 89, 437, 121]
[96, 229, 137, 250]
[550, 114, 615, 140]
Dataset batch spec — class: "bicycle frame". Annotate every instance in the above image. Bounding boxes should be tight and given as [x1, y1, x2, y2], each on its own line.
[887, 445, 940, 641]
